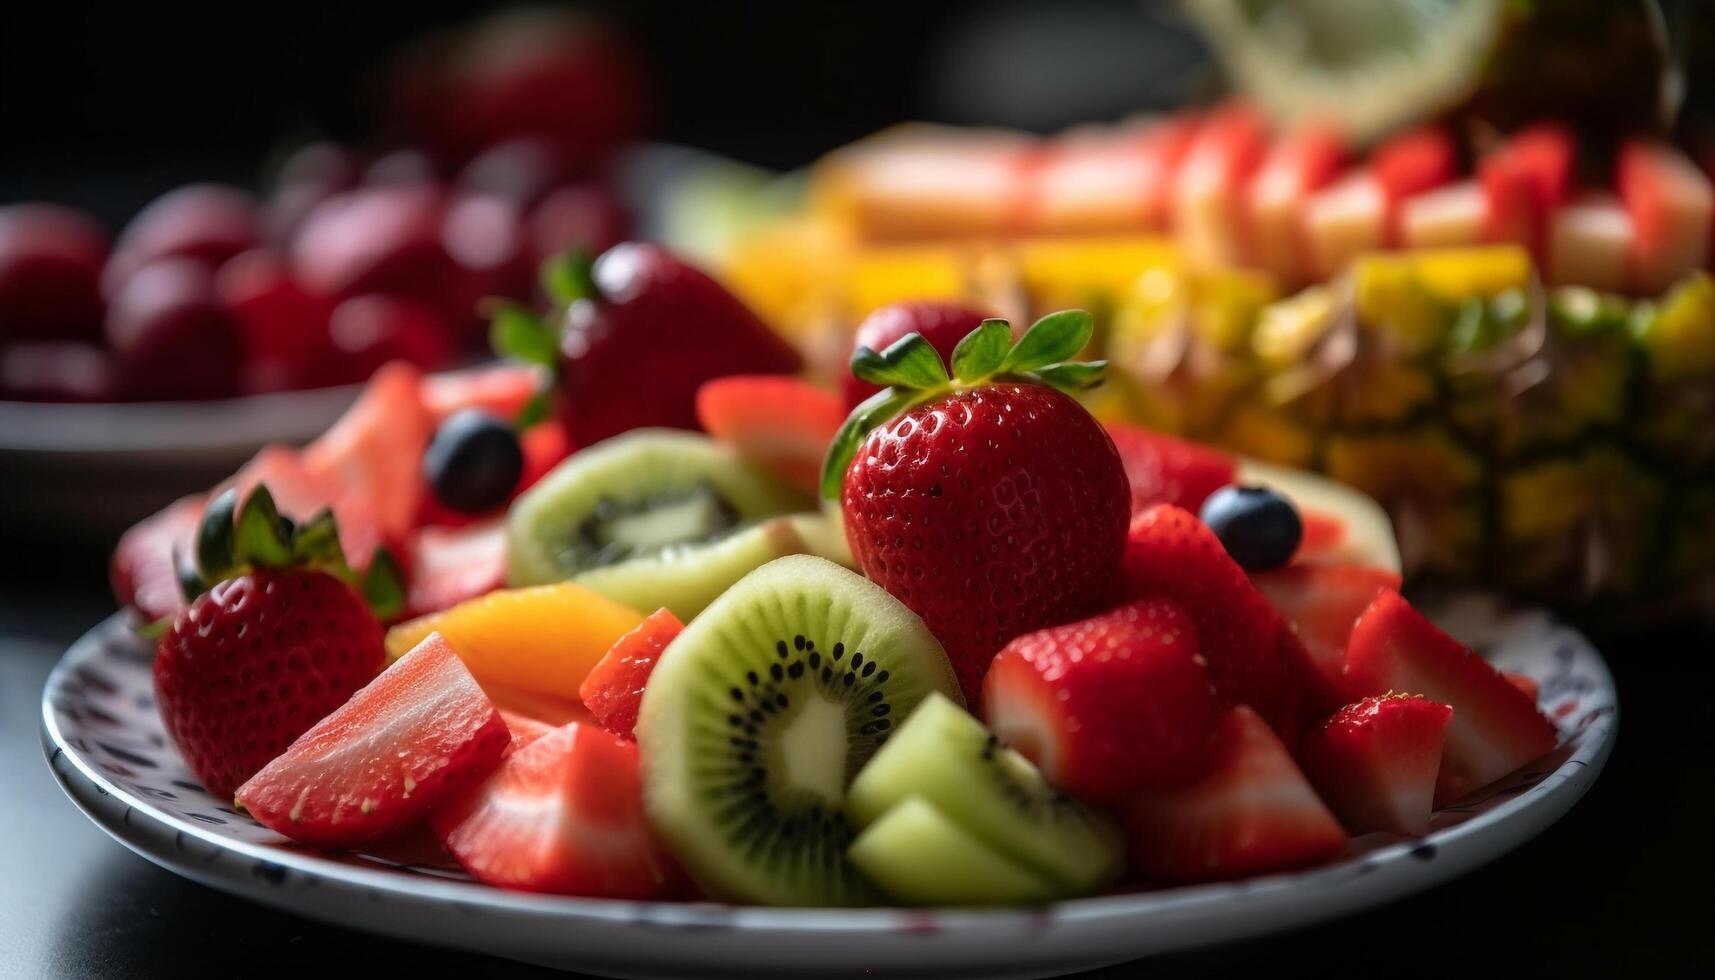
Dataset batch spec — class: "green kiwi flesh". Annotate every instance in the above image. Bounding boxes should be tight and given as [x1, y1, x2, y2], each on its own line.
[636, 555, 962, 906]
[576, 517, 807, 620]
[505, 428, 811, 595]
[846, 796, 1058, 905]
[846, 693, 1123, 894]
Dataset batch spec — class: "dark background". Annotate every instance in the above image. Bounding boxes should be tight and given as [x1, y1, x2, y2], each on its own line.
[2, 1, 1712, 977]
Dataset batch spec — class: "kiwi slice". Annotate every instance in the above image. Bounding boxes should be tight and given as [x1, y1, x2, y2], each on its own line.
[784, 506, 857, 570]
[636, 555, 962, 906]
[505, 429, 812, 614]
[576, 516, 807, 619]
[846, 693, 1123, 894]
[847, 796, 1058, 906]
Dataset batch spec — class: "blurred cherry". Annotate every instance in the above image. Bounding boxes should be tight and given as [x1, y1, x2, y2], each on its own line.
[293, 186, 479, 330]
[0, 342, 118, 402]
[325, 293, 454, 383]
[443, 193, 531, 305]
[458, 137, 575, 206]
[0, 203, 108, 343]
[105, 257, 244, 401]
[265, 142, 364, 246]
[528, 183, 630, 269]
[217, 249, 336, 393]
[365, 148, 443, 189]
[105, 184, 263, 294]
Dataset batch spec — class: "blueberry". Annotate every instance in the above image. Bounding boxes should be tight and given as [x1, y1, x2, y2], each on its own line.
[1199, 485, 1302, 570]
[424, 409, 524, 514]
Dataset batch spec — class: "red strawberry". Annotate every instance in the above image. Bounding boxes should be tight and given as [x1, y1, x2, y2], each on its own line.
[403, 520, 507, 617]
[841, 301, 993, 409]
[154, 486, 397, 798]
[1250, 564, 1402, 714]
[429, 722, 681, 898]
[519, 242, 802, 448]
[238, 631, 507, 847]
[696, 375, 846, 494]
[579, 608, 684, 739]
[982, 598, 1222, 801]
[1122, 705, 1346, 882]
[833, 312, 1130, 700]
[1103, 422, 1236, 519]
[304, 361, 433, 544]
[1119, 504, 1300, 733]
[1372, 125, 1459, 242]
[498, 709, 555, 753]
[1345, 590, 1557, 804]
[1299, 694, 1452, 836]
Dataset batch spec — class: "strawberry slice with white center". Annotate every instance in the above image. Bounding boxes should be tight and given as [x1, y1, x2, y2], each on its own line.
[981, 598, 1223, 802]
[1479, 123, 1576, 261]
[1371, 125, 1459, 244]
[429, 722, 683, 898]
[1344, 590, 1558, 805]
[1617, 139, 1715, 294]
[1251, 564, 1402, 716]
[403, 519, 507, 617]
[1299, 694, 1452, 836]
[1122, 705, 1346, 882]
[1400, 179, 1486, 249]
[236, 631, 509, 849]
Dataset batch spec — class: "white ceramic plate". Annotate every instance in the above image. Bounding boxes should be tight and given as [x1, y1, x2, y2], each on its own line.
[41, 594, 1614, 979]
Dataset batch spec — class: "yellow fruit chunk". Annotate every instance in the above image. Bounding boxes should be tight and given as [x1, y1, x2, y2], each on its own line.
[1411, 246, 1532, 303]
[385, 582, 645, 701]
[1353, 255, 1447, 353]
[1635, 271, 1715, 382]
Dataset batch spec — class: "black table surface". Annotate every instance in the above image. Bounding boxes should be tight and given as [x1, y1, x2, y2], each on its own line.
[4, 543, 1711, 979]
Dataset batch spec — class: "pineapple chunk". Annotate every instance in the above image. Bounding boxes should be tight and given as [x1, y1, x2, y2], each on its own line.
[1400, 179, 1486, 250]
[1548, 193, 1635, 293]
[1304, 173, 1386, 280]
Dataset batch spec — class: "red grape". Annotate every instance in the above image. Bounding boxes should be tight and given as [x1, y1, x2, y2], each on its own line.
[292, 186, 478, 327]
[0, 203, 109, 343]
[443, 193, 530, 303]
[105, 257, 243, 401]
[106, 184, 263, 293]
[325, 293, 453, 383]
[217, 249, 335, 393]
[458, 137, 575, 205]
[265, 142, 364, 246]
[528, 183, 630, 266]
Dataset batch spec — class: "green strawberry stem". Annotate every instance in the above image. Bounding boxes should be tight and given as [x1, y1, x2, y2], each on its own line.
[485, 248, 596, 433]
[174, 484, 404, 622]
[819, 309, 1106, 499]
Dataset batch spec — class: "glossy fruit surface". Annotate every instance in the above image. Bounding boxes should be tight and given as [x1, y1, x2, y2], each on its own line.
[841, 301, 992, 408]
[578, 607, 683, 739]
[107, 184, 262, 291]
[1104, 422, 1237, 518]
[844, 382, 1130, 700]
[1199, 484, 1303, 570]
[0, 203, 108, 342]
[423, 409, 524, 514]
[1300, 693, 1453, 836]
[103, 257, 243, 401]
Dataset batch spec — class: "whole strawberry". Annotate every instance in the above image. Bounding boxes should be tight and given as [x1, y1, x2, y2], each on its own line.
[826, 311, 1130, 700]
[154, 485, 403, 798]
[841, 301, 993, 409]
[489, 243, 801, 448]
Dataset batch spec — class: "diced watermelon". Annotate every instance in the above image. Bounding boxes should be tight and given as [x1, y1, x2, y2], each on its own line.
[420, 364, 543, 423]
[111, 495, 203, 621]
[403, 519, 507, 617]
[1174, 102, 1270, 267]
[1245, 121, 1346, 281]
[1617, 139, 1714, 294]
[1503, 671, 1540, 703]
[1104, 422, 1237, 519]
[1345, 590, 1558, 804]
[1251, 563, 1402, 716]
[579, 608, 685, 739]
[695, 375, 845, 494]
[1304, 172, 1386, 280]
[498, 709, 556, 754]
[1122, 705, 1347, 882]
[1480, 123, 1576, 261]
[303, 361, 433, 543]
[1299, 694, 1452, 836]
[1372, 126, 1459, 243]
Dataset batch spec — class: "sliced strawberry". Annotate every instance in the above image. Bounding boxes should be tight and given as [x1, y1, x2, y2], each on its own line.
[578, 608, 684, 739]
[236, 632, 509, 848]
[1122, 705, 1346, 882]
[1372, 125, 1459, 243]
[499, 709, 556, 753]
[228, 445, 386, 573]
[1345, 590, 1558, 804]
[982, 598, 1222, 801]
[403, 519, 507, 617]
[111, 495, 203, 621]
[303, 361, 433, 542]
[429, 722, 682, 898]
[1173, 102, 1270, 267]
[1104, 422, 1236, 520]
[1251, 564, 1402, 715]
[1299, 694, 1452, 836]
[420, 364, 542, 423]
[695, 375, 845, 494]
[1120, 505, 1299, 734]
[1617, 139, 1714, 294]
[1479, 123, 1576, 260]
[1503, 671, 1540, 703]
[1245, 121, 1346, 280]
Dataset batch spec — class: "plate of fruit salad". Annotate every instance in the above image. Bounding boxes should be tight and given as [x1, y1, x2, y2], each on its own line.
[42, 259, 1615, 979]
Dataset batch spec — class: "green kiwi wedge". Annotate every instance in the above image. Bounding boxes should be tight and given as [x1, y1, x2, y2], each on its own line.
[635, 555, 962, 906]
[846, 796, 1058, 905]
[505, 429, 812, 616]
[784, 505, 856, 570]
[846, 693, 1123, 895]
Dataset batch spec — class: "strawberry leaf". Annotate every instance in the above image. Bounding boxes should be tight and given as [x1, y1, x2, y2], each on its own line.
[1029, 360, 1108, 394]
[361, 549, 406, 621]
[951, 319, 1012, 382]
[851, 333, 950, 390]
[489, 303, 559, 370]
[233, 485, 291, 568]
[196, 488, 239, 583]
[820, 386, 922, 500]
[539, 248, 596, 307]
[290, 509, 347, 569]
[1001, 310, 1093, 375]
